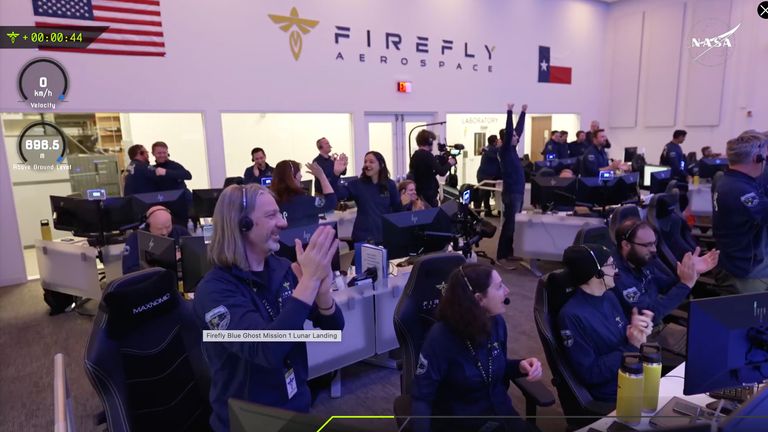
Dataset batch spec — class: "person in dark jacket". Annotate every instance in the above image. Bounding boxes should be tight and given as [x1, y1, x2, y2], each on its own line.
[660, 130, 689, 183]
[475, 135, 501, 217]
[409, 129, 456, 207]
[312, 137, 347, 195]
[152, 141, 193, 224]
[713, 131, 768, 293]
[123, 144, 159, 196]
[613, 219, 718, 323]
[336, 151, 403, 244]
[121, 206, 190, 274]
[411, 263, 542, 432]
[243, 147, 275, 185]
[542, 131, 569, 160]
[569, 130, 588, 158]
[496, 103, 527, 268]
[193, 184, 344, 432]
[558, 244, 653, 403]
[580, 129, 624, 177]
[270, 160, 337, 227]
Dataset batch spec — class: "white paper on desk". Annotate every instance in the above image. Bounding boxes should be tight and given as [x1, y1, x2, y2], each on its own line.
[360, 244, 387, 290]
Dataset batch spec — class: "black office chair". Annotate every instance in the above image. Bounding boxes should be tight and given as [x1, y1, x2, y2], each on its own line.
[608, 204, 641, 245]
[85, 268, 211, 432]
[572, 225, 612, 250]
[664, 179, 689, 212]
[533, 271, 614, 429]
[223, 176, 244, 188]
[646, 192, 696, 272]
[393, 253, 553, 429]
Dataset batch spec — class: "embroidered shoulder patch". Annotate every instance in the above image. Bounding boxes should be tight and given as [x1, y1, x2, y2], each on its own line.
[205, 305, 230, 330]
[741, 192, 760, 208]
[623, 287, 641, 303]
[416, 353, 429, 375]
[314, 196, 325, 208]
[560, 329, 574, 348]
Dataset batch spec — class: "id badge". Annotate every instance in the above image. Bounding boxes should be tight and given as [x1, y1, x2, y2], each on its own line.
[285, 368, 298, 399]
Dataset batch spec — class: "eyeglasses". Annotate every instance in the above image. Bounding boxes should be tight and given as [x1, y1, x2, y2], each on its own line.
[629, 240, 657, 248]
[602, 262, 618, 271]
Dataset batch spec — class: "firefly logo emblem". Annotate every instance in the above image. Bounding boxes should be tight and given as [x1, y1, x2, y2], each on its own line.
[268, 7, 319, 61]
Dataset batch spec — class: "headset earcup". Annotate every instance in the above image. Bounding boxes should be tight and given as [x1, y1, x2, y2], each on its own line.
[596, 269, 605, 279]
[239, 215, 253, 232]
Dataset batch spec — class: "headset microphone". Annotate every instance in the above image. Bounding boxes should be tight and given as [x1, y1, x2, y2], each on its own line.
[503, 298, 511, 305]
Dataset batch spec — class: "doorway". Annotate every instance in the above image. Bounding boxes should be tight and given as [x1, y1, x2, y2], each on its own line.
[364, 113, 435, 179]
[531, 116, 552, 162]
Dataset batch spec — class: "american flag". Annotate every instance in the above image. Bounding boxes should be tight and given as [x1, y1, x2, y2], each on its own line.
[33, 0, 165, 56]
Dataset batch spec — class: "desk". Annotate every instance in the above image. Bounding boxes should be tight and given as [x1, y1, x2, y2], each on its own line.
[687, 184, 712, 216]
[306, 266, 412, 397]
[513, 212, 604, 275]
[577, 362, 715, 431]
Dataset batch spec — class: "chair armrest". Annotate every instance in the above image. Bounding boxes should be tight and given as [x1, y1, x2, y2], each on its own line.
[512, 378, 555, 407]
[663, 308, 688, 327]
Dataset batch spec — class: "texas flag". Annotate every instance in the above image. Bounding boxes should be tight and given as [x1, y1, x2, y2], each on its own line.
[538, 46, 572, 84]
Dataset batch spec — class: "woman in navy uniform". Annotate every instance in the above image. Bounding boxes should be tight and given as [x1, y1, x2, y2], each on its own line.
[411, 263, 543, 432]
[192, 184, 344, 432]
[271, 160, 337, 227]
[336, 151, 403, 244]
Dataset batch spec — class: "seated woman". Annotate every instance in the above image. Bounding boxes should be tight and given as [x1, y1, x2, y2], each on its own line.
[398, 179, 430, 211]
[270, 160, 337, 227]
[411, 263, 543, 432]
[558, 244, 654, 403]
[335, 151, 402, 244]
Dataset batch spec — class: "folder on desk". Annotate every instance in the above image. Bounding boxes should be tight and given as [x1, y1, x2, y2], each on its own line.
[354, 243, 387, 290]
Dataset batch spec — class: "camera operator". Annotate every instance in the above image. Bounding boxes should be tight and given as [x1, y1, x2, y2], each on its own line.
[409, 129, 456, 207]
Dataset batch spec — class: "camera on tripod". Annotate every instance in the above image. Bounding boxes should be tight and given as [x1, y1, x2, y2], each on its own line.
[437, 142, 465, 161]
[441, 192, 496, 260]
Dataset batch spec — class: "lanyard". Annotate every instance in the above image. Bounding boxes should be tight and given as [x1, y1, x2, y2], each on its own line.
[465, 340, 495, 386]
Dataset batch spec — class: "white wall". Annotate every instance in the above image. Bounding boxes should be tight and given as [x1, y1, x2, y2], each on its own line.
[602, 0, 768, 163]
[221, 113, 355, 179]
[0, 121, 27, 286]
[122, 113, 210, 190]
[0, 0, 611, 286]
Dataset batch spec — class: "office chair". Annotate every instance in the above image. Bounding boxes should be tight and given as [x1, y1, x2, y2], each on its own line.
[85, 268, 211, 432]
[572, 225, 612, 250]
[392, 253, 553, 429]
[533, 271, 614, 429]
[664, 179, 689, 212]
[608, 204, 641, 246]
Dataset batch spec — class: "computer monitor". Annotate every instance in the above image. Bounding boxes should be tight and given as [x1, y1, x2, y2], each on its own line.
[276, 222, 340, 271]
[720, 384, 768, 431]
[530, 176, 577, 211]
[300, 179, 313, 194]
[381, 207, 454, 260]
[698, 158, 728, 179]
[260, 177, 272, 187]
[650, 168, 673, 194]
[137, 231, 177, 274]
[50, 195, 102, 234]
[101, 196, 140, 232]
[684, 292, 768, 396]
[192, 188, 223, 219]
[576, 177, 618, 207]
[131, 189, 188, 222]
[608, 172, 640, 205]
[624, 146, 638, 163]
[179, 236, 211, 293]
[340, 175, 357, 184]
[643, 165, 670, 188]
[223, 176, 244, 188]
[533, 157, 577, 174]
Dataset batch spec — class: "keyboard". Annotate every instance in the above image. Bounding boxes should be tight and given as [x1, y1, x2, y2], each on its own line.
[708, 385, 756, 403]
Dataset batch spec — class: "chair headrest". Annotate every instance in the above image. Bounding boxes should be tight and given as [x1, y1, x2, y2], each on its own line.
[101, 268, 180, 338]
[545, 270, 576, 316]
[404, 253, 466, 316]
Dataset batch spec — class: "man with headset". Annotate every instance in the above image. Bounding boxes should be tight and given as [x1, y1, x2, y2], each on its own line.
[121, 205, 190, 274]
[713, 131, 768, 293]
[243, 147, 274, 185]
[613, 219, 718, 323]
[558, 244, 653, 402]
[192, 184, 343, 432]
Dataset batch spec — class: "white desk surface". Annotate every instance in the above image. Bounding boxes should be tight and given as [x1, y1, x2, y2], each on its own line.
[577, 362, 715, 431]
[514, 212, 605, 262]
